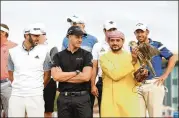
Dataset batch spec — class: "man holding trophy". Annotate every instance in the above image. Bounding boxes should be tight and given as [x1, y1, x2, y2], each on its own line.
[130, 23, 177, 117]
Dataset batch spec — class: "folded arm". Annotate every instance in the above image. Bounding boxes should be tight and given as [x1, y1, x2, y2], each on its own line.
[51, 67, 76, 82]
[67, 66, 92, 83]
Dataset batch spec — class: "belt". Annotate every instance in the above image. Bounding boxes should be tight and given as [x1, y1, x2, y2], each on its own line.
[97, 77, 102, 84]
[145, 77, 159, 84]
[0, 78, 9, 83]
[60, 91, 88, 96]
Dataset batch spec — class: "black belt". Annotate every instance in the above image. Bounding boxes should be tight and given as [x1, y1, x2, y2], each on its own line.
[60, 91, 88, 96]
[0, 78, 9, 83]
[99, 77, 102, 80]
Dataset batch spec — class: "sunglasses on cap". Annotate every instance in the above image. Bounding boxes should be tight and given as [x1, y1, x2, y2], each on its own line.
[70, 22, 83, 26]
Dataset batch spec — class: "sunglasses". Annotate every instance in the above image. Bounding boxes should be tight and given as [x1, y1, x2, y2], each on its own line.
[70, 22, 83, 26]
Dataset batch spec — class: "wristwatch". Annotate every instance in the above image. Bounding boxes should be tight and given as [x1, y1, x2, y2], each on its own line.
[75, 70, 80, 75]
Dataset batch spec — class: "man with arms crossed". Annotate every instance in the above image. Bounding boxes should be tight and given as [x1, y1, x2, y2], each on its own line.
[0, 23, 17, 118]
[131, 23, 177, 117]
[8, 24, 51, 117]
[51, 26, 93, 118]
[62, 15, 97, 115]
[91, 20, 117, 116]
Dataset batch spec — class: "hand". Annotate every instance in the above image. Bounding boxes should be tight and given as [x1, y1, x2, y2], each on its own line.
[131, 47, 140, 65]
[131, 47, 139, 59]
[154, 74, 168, 86]
[91, 85, 99, 97]
[134, 66, 149, 82]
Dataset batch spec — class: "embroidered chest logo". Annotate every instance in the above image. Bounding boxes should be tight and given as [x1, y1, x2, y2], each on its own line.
[100, 48, 105, 52]
[76, 57, 83, 61]
[35, 55, 39, 59]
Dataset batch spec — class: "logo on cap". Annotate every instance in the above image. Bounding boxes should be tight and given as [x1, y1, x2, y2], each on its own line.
[73, 15, 78, 18]
[75, 27, 81, 31]
[109, 21, 114, 24]
[33, 28, 41, 30]
[136, 23, 144, 26]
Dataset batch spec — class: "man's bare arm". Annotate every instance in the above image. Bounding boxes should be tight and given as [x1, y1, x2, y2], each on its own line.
[67, 66, 92, 83]
[8, 71, 14, 82]
[162, 54, 177, 78]
[43, 70, 51, 88]
[51, 67, 76, 82]
[91, 60, 98, 86]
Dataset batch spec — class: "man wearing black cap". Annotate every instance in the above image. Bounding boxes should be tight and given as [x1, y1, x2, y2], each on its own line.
[51, 26, 93, 118]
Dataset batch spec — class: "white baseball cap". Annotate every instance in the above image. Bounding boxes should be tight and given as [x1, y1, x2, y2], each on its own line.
[23, 27, 30, 34]
[34, 23, 46, 34]
[27, 23, 43, 35]
[134, 23, 148, 32]
[67, 15, 85, 24]
[103, 20, 117, 30]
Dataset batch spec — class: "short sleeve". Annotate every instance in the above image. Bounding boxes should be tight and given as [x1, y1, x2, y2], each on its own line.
[50, 46, 58, 63]
[52, 53, 61, 68]
[84, 52, 93, 67]
[43, 52, 52, 71]
[94, 37, 98, 44]
[92, 43, 99, 60]
[8, 54, 14, 71]
[158, 42, 173, 60]
[61, 37, 68, 50]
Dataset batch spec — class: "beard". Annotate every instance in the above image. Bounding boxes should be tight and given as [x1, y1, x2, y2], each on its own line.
[111, 45, 122, 52]
[29, 35, 38, 47]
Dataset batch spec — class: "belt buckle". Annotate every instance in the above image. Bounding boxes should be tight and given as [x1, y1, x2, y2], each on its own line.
[71, 92, 76, 96]
[65, 92, 68, 96]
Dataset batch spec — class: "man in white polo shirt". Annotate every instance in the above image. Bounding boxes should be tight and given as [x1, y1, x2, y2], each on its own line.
[8, 24, 51, 117]
[90, 20, 117, 116]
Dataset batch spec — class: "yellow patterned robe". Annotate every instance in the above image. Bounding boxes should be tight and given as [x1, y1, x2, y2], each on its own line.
[100, 50, 142, 117]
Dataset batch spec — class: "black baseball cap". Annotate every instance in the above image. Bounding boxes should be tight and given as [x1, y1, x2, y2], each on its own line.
[66, 26, 86, 37]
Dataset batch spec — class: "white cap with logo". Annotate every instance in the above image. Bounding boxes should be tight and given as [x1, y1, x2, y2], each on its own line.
[23, 23, 46, 35]
[67, 15, 85, 24]
[35, 23, 46, 35]
[103, 20, 117, 30]
[134, 23, 148, 32]
[23, 27, 30, 34]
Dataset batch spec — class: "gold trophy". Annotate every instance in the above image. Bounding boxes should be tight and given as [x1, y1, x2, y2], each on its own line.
[129, 41, 160, 77]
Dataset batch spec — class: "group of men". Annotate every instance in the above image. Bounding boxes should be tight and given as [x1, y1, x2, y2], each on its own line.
[0, 15, 177, 118]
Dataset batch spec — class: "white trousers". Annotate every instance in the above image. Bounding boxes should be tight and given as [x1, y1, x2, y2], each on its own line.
[138, 79, 166, 117]
[8, 95, 44, 117]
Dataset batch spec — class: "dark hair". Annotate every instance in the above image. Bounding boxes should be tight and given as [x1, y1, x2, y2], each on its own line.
[0, 23, 9, 37]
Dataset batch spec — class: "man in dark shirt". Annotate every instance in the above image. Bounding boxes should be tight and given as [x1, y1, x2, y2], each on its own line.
[51, 26, 93, 118]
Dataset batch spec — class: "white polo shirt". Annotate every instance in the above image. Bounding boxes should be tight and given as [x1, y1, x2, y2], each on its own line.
[92, 40, 111, 78]
[8, 44, 51, 96]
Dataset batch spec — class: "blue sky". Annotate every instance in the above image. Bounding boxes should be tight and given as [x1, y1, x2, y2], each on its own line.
[1, 1, 178, 53]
